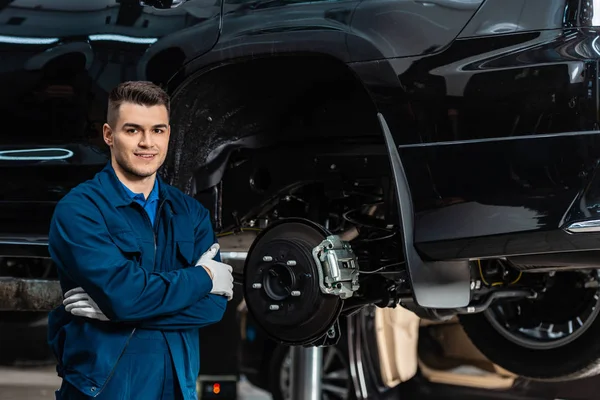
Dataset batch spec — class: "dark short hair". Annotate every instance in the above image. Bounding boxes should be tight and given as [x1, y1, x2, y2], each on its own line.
[107, 81, 170, 127]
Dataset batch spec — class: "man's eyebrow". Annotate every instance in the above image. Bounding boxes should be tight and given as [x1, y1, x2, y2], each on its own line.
[122, 122, 142, 129]
[121, 123, 168, 129]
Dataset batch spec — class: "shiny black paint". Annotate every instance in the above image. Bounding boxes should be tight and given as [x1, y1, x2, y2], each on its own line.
[360, 27, 600, 259]
[347, 0, 484, 61]
[458, 0, 578, 37]
[459, 0, 600, 38]
[0, 0, 221, 236]
[2, 0, 600, 265]
[176, 0, 484, 80]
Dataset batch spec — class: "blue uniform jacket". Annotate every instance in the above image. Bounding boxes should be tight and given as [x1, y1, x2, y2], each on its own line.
[47, 162, 226, 398]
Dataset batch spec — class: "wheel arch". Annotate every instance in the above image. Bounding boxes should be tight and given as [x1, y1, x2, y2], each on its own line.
[160, 50, 382, 195]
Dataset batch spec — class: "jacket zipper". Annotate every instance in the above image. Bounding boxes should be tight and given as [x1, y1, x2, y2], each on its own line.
[135, 200, 165, 267]
[153, 200, 166, 256]
[143, 200, 166, 264]
[94, 200, 166, 397]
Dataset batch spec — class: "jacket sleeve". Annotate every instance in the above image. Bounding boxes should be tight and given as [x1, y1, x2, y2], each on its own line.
[136, 294, 227, 330]
[49, 198, 214, 322]
[131, 202, 228, 330]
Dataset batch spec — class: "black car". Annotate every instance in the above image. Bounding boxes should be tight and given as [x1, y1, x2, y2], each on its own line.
[3, 0, 600, 383]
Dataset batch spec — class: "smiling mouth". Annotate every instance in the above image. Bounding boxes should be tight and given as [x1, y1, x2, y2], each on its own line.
[135, 154, 157, 159]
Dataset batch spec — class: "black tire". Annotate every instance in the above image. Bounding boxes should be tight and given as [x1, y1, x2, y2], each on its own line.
[267, 345, 292, 400]
[458, 311, 600, 381]
[268, 344, 355, 400]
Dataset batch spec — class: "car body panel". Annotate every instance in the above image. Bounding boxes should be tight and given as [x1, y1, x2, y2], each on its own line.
[174, 0, 484, 84]
[354, 26, 600, 260]
[458, 0, 594, 38]
[347, 0, 484, 61]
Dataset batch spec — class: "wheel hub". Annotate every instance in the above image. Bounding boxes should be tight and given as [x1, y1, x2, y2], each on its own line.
[243, 219, 344, 345]
[263, 262, 296, 301]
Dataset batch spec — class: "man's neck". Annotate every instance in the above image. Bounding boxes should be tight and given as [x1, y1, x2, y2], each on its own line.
[112, 160, 156, 199]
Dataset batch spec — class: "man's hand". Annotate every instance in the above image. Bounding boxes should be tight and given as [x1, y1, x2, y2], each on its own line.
[63, 287, 109, 321]
[196, 243, 234, 301]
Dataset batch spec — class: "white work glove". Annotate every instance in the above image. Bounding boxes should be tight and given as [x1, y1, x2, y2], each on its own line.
[63, 287, 109, 321]
[196, 243, 234, 301]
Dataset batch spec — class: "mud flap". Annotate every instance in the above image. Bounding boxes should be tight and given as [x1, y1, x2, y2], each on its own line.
[377, 113, 470, 308]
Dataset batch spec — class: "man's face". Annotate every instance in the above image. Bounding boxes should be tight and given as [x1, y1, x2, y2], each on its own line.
[103, 102, 170, 180]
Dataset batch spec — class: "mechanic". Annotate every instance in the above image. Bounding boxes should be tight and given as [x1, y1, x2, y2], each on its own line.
[46, 81, 234, 400]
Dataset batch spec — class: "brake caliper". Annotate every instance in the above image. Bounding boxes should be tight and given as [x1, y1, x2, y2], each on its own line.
[312, 235, 359, 299]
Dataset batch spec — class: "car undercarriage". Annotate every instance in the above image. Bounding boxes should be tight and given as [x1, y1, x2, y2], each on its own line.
[178, 111, 600, 384]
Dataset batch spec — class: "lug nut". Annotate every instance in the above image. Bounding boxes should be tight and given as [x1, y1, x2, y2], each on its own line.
[269, 304, 280, 311]
[263, 255, 273, 262]
[252, 283, 262, 289]
[291, 291, 301, 296]
[287, 260, 297, 266]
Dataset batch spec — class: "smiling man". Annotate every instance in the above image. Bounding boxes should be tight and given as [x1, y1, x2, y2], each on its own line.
[105, 93, 170, 197]
[47, 81, 234, 400]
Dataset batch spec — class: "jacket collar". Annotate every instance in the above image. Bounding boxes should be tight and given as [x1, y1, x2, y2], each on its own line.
[120, 177, 160, 204]
[99, 161, 170, 208]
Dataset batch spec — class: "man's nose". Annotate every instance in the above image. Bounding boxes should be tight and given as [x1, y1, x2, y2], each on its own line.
[138, 131, 153, 147]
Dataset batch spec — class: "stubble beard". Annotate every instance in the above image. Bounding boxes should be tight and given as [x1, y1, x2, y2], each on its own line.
[115, 153, 160, 180]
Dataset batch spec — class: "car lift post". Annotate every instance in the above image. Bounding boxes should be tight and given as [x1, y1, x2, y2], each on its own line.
[290, 345, 323, 400]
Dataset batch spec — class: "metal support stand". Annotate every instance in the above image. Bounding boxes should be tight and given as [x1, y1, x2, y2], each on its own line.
[290, 345, 323, 400]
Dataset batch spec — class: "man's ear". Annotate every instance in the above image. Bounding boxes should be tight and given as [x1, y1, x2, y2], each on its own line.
[103, 123, 113, 147]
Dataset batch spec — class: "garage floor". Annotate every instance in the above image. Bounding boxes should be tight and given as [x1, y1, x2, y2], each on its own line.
[0, 366, 272, 400]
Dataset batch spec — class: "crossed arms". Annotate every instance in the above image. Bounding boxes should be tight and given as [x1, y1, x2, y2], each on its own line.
[48, 197, 231, 330]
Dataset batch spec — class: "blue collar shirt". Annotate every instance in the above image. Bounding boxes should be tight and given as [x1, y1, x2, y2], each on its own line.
[120, 179, 161, 227]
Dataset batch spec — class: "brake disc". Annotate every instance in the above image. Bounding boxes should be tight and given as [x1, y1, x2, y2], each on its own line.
[243, 218, 343, 345]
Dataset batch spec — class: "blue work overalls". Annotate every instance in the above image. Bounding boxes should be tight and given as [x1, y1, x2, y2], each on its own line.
[47, 162, 227, 399]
